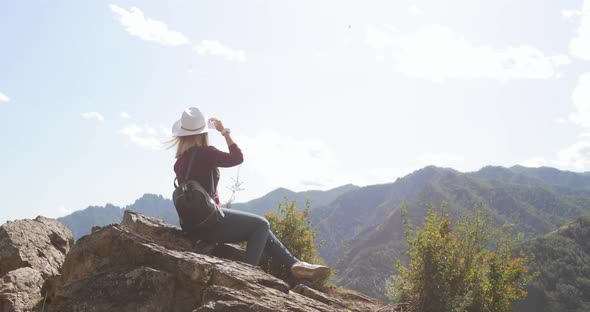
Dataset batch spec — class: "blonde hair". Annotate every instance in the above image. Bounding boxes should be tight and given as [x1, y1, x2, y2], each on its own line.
[168, 133, 209, 158]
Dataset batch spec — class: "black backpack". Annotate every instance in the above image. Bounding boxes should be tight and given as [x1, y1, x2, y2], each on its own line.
[173, 148, 224, 233]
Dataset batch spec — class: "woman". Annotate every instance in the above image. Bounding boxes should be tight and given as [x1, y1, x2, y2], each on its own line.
[170, 107, 330, 280]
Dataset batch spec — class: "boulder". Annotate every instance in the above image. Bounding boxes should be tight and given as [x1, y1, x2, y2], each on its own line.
[0, 216, 73, 312]
[44, 266, 177, 312]
[0, 216, 73, 278]
[121, 210, 246, 262]
[0, 211, 403, 312]
[120, 210, 196, 252]
[43, 220, 394, 311]
[44, 224, 290, 311]
[0, 268, 44, 312]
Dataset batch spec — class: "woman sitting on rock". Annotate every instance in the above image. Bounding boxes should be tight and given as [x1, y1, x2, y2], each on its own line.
[169, 107, 330, 280]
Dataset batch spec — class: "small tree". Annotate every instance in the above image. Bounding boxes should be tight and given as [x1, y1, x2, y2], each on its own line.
[261, 197, 330, 288]
[388, 203, 533, 312]
[224, 166, 244, 208]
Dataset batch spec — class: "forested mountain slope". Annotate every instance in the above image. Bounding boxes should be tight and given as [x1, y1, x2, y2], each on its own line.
[515, 216, 590, 312]
[312, 166, 590, 299]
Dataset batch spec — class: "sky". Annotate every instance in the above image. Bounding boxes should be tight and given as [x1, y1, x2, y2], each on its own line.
[1, 0, 590, 224]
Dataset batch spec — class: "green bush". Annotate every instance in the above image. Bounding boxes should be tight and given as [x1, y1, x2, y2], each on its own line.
[261, 197, 331, 288]
[388, 203, 534, 312]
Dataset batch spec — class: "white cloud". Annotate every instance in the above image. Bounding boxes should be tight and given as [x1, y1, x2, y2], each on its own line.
[159, 124, 173, 138]
[194, 40, 247, 62]
[146, 126, 157, 135]
[362, 167, 405, 185]
[365, 24, 399, 50]
[226, 131, 420, 203]
[58, 205, 72, 215]
[109, 4, 190, 46]
[522, 145, 590, 171]
[418, 153, 464, 167]
[569, 1, 590, 60]
[520, 157, 549, 168]
[569, 73, 590, 128]
[535, 72, 590, 171]
[312, 49, 329, 58]
[408, 5, 424, 17]
[556, 141, 590, 170]
[81, 111, 105, 121]
[562, 9, 582, 20]
[120, 111, 131, 119]
[231, 130, 345, 197]
[553, 72, 590, 171]
[366, 24, 570, 81]
[0, 91, 10, 103]
[119, 123, 169, 150]
[556, 117, 568, 124]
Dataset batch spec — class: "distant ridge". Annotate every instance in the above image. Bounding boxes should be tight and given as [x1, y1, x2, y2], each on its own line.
[58, 184, 359, 240]
[307, 165, 590, 299]
[58, 194, 176, 240]
[472, 165, 590, 189]
[231, 184, 360, 216]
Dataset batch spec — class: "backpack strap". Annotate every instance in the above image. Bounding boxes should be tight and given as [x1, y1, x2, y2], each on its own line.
[174, 149, 197, 189]
[184, 148, 198, 182]
[174, 147, 215, 198]
[210, 169, 215, 198]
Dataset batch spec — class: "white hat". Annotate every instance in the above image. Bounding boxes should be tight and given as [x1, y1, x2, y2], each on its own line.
[171, 107, 210, 137]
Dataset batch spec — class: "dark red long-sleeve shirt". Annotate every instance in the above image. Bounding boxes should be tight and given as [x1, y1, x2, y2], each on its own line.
[174, 143, 243, 206]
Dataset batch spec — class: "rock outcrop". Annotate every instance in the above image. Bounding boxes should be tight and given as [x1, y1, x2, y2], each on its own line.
[1, 211, 400, 311]
[0, 216, 73, 312]
[119, 210, 246, 262]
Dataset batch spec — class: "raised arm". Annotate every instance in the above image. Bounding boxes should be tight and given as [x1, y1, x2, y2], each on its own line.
[208, 117, 244, 167]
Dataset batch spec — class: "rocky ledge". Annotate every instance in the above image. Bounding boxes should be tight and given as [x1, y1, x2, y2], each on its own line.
[1, 210, 401, 312]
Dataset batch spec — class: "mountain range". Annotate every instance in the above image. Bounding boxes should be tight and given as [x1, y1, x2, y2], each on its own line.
[58, 184, 358, 241]
[57, 165, 590, 311]
[229, 184, 359, 215]
[313, 165, 590, 301]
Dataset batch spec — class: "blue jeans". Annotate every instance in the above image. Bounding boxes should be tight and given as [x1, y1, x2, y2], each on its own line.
[189, 208, 299, 266]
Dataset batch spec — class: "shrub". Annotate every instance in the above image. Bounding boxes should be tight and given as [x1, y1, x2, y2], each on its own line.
[387, 203, 534, 312]
[261, 197, 330, 288]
